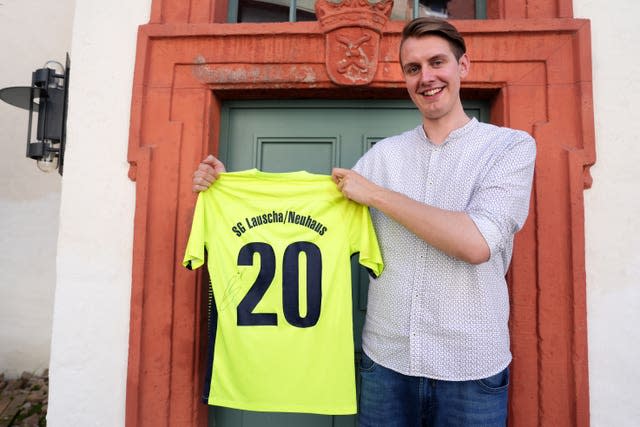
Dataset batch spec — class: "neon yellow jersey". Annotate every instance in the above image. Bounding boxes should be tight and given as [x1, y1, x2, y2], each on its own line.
[183, 169, 383, 415]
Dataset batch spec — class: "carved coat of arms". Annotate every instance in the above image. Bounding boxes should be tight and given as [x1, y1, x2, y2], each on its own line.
[315, 0, 393, 86]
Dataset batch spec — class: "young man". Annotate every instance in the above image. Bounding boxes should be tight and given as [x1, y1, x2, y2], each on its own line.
[192, 17, 536, 427]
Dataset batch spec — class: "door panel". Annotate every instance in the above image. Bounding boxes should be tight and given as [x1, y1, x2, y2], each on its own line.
[219, 100, 426, 173]
[210, 99, 487, 427]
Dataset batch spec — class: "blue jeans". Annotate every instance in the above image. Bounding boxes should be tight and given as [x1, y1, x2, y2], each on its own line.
[357, 352, 509, 427]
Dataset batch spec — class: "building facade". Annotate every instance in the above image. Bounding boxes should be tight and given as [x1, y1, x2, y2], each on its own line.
[1, 0, 639, 426]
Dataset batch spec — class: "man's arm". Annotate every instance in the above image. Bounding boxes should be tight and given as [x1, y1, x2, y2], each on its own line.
[192, 155, 226, 192]
[332, 167, 490, 264]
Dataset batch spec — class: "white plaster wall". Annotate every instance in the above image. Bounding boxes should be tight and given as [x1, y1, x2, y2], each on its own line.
[574, 1, 640, 426]
[45, 0, 150, 426]
[0, 0, 74, 377]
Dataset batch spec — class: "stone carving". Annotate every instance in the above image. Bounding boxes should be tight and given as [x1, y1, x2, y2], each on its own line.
[315, 0, 393, 85]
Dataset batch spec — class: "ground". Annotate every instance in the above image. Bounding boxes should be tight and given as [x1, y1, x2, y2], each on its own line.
[0, 371, 47, 427]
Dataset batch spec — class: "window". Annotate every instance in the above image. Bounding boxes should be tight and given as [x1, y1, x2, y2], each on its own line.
[228, 0, 485, 23]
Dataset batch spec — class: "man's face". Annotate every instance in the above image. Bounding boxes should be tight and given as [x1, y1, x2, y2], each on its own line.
[400, 35, 469, 123]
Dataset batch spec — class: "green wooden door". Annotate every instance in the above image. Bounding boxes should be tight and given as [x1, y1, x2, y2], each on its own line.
[210, 99, 488, 427]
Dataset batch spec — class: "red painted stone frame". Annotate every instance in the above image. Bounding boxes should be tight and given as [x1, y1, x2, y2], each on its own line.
[125, 0, 595, 426]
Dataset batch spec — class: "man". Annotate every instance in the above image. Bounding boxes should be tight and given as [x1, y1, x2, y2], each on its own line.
[192, 17, 536, 427]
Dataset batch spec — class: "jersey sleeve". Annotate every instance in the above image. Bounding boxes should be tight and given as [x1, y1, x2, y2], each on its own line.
[182, 193, 208, 271]
[349, 202, 384, 278]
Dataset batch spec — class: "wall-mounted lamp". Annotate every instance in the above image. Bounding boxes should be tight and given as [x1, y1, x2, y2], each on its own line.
[0, 54, 70, 175]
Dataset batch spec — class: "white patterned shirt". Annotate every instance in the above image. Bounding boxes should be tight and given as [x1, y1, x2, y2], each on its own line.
[353, 118, 536, 380]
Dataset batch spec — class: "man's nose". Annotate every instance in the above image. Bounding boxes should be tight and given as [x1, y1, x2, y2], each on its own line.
[420, 67, 435, 82]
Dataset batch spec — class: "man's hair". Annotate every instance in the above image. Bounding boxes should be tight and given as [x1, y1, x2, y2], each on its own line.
[400, 17, 467, 61]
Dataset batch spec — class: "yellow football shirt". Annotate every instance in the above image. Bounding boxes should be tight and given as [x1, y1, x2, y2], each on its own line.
[183, 169, 384, 415]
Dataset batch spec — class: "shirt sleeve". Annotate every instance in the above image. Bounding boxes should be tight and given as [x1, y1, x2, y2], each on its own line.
[348, 201, 384, 278]
[182, 193, 208, 271]
[467, 132, 537, 256]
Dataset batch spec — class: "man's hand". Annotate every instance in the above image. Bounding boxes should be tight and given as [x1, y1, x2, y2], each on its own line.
[331, 168, 381, 206]
[192, 155, 226, 192]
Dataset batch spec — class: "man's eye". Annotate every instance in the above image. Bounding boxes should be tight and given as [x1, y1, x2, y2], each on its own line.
[405, 65, 419, 74]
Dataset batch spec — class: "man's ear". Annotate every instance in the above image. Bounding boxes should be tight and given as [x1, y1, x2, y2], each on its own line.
[459, 53, 470, 78]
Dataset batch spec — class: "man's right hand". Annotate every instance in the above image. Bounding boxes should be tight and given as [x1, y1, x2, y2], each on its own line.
[192, 155, 226, 192]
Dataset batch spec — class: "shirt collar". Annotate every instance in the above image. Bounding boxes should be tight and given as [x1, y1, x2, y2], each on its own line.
[418, 117, 480, 146]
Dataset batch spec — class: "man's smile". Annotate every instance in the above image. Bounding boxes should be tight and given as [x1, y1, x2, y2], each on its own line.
[420, 87, 444, 97]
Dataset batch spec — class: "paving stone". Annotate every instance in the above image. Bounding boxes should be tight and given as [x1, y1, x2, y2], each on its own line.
[0, 371, 48, 427]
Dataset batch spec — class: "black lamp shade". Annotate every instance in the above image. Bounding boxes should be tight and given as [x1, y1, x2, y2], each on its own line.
[0, 86, 40, 110]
